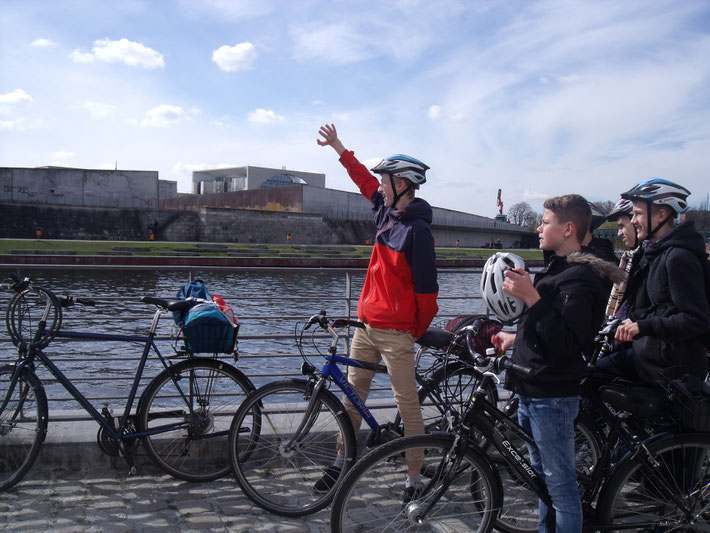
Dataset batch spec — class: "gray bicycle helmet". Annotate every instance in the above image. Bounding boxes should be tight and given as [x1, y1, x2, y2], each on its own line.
[606, 198, 634, 221]
[621, 178, 690, 214]
[621, 178, 690, 239]
[370, 154, 429, 187]
[588, 201, 607, 231]
[480, 252, 526, 324]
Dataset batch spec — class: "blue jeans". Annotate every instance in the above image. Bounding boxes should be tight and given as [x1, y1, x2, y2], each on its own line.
[517, 395, 581, 533]
[595, 347, 643, 383]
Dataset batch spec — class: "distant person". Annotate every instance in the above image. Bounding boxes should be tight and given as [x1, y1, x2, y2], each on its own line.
[315, 124, 438, 503]
[492, 194, 621, 533]
[598, 179, 710, 384]
[581, 201, 616, 263]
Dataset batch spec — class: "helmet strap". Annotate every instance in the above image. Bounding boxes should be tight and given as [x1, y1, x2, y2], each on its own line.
[389, 175, 413, 210]
[645, 201, 674, 241]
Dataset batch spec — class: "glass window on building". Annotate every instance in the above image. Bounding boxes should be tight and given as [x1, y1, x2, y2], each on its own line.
[260, 174, 308, 189]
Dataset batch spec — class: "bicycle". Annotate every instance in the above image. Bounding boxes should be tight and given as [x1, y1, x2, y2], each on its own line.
[330, 331, 710, 532]
[228, 310, 499, 517]
[0, 275, 257, 492]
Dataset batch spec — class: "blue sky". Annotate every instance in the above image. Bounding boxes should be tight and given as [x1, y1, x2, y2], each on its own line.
[1, 0, 709, 218]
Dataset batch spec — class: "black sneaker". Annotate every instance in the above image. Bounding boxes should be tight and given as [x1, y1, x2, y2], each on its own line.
[313, 465, 341, 493]
[402, 483, 424, 506]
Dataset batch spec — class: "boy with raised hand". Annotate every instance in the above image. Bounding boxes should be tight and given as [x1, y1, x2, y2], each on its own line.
[315, 124, 438, 503]
[493, 194, 622, 533]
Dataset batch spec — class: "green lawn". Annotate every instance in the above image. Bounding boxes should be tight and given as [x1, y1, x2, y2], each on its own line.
[0, 238, 543, 261]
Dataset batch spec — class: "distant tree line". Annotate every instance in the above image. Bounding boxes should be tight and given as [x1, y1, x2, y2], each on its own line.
[507, 198, 710, 231]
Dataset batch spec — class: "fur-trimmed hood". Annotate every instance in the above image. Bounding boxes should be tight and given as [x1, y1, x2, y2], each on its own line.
[566, 251, 626, 284]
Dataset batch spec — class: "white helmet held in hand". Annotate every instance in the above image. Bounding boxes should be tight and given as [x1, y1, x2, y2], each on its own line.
[480, 252, 527, 324]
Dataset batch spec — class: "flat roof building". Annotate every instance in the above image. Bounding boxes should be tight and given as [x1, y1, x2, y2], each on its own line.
[192, 166, 325, 194]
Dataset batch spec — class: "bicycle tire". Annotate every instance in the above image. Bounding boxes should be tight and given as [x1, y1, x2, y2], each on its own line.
[0, 365, 48, 492]
[330, 433, 501, 533]
[5, 287, 62, 350]
[595, 432, 710, 531]
[137, 358, 255, 482]
[228, 379, 357, 517]
[490, 412, 602, 533]
[394, 360, 499, 434]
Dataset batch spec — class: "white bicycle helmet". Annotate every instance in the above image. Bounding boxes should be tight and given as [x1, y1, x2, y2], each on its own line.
[480, 252, 527, 324]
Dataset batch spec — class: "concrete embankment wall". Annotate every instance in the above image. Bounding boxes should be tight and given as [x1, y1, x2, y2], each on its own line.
[0, 203, 528, 247]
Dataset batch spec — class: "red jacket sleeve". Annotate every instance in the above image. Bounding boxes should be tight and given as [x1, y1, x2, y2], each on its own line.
[339, 150, 379, 202]
[413, 292, 439, 339]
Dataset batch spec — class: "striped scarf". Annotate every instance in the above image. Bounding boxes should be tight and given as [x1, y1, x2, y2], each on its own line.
[605, 247, 640, 318]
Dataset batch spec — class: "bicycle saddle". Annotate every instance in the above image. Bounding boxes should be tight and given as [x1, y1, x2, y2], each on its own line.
[598, 384, 668, 419]
[416, 327, 454, 349]
[141, 296, 192, 311]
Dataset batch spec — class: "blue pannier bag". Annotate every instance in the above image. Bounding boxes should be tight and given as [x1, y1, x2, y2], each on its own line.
[173, 279, 211, 325]
[182, 302, 237, 354]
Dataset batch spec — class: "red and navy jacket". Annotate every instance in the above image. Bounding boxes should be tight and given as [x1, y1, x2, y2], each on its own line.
[339, 150, 439, 338]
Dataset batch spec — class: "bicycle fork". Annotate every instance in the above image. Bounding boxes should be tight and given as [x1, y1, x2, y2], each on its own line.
[277, 377, 328, 455]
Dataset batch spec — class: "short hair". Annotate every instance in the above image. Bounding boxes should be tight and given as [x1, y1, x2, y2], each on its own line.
[543, 194, 591, 243]
[392, 176, 416, 198]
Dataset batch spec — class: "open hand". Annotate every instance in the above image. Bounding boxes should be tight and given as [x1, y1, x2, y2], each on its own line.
[317, 124, 338, 146]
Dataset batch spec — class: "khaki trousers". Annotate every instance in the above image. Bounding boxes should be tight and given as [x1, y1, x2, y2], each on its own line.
[338, 324, 424, 470]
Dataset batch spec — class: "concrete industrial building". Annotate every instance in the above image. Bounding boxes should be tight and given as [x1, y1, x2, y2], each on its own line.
[0, 164, 534, 247]
[0, 166, 177, 208]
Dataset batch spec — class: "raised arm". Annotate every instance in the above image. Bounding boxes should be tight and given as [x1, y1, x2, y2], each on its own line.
[317, 124, 346, 156]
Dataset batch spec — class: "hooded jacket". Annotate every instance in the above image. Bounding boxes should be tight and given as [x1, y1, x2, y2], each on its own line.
[629, 220, 710, 383]
[339, 150, 439, 338]
[507, 252, 624, 398]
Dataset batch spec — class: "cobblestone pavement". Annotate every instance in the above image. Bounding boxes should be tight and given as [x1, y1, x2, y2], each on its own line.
[0, 442, 330, 533]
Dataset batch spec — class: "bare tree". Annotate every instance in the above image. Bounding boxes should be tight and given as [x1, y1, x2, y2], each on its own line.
[595, 200, 616, 216]
[508, 201, 535, 226]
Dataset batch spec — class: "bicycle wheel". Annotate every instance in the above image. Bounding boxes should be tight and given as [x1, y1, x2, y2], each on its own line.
[5, 287, 62, 349]
[330, 433, 501, 533]
[394, 361, 498, 434]
[492, 413, 601, 533]
[596, 432, 710, 531]
[0, 365, 48, 492]
[228, 379, 356, 517]
[138, 358, 255, 482]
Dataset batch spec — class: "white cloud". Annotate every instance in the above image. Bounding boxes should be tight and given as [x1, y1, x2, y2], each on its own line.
[141, 105, 189, 127]
[247, 108, 285, 124]
[0, 117, 46, 131]
[428, 105, 441, 120]
[212, 42, 256, 72]
[51, 151, 75, 160]
[292, 24, 371, 64]
[29, 38, 57, 48]
[80, 101, 116, 119]
[71, 38, 165, 68]
[0, 89, 34, 105]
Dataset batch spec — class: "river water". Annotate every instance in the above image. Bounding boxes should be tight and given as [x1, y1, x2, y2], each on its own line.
[0, 267, 485, 406]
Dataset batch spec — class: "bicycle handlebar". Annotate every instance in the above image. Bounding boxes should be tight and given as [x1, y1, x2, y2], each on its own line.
[462, 328, 532, 376]
[304, 310, 364, 332]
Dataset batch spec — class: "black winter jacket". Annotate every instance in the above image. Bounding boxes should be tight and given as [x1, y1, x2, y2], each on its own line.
[629, 221, 710, 383]
[506, 252, 624, 398]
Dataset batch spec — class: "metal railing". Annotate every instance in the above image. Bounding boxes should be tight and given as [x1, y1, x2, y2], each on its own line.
[0, 265, 483, 423]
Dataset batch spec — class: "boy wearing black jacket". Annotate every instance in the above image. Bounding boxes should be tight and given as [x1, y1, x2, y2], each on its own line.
[493, 194, 622, 533]
[600, 179, 710, 384]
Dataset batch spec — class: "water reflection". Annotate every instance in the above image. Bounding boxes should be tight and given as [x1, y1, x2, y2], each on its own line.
[0, 268, 484, 406]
